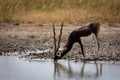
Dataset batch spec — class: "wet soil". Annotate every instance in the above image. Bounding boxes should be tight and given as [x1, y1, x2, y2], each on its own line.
[0, 23, 120, 61]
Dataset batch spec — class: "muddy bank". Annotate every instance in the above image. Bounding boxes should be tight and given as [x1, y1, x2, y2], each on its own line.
[0, 23, 120, 61]
[23, 34, 120, 61]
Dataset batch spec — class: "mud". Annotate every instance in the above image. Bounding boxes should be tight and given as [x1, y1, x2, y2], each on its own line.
[0, 23, 120, 61]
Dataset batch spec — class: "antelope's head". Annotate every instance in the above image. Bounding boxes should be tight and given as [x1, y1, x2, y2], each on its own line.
[54, 44, 67, 60]
[56, 47, 66, 57]
[53, 22, 64, 60]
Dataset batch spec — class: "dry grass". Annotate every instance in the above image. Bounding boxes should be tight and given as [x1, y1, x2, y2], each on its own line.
[0, 0, 120, 23]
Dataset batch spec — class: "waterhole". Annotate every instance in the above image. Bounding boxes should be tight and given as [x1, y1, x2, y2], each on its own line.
[0, 56, 120, 80]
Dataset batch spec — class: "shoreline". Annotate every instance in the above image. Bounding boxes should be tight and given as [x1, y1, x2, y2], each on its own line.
[0, 23, 120, 61]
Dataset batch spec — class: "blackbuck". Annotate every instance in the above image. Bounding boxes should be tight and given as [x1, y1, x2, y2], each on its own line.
[53, 22, 100, 60]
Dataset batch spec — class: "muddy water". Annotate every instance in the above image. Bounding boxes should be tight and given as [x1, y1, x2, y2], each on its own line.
[0, 56, 120, 80]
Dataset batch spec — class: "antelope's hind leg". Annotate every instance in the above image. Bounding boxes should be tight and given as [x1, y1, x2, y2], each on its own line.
[94, 33, 101, 58]
[95, 34, 100, 51]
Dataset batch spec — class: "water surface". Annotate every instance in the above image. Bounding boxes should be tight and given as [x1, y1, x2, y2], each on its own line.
[0, 56, 120, 80]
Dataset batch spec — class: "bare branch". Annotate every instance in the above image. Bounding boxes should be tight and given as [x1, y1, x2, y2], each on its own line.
[57, 22, 64, 52]
[53, 23, 57, 56]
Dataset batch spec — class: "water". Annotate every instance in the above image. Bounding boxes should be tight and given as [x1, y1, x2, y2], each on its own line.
[0, 56, 120, 80]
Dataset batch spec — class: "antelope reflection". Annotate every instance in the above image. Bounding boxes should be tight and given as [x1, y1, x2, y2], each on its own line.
[54, 61, 102, 79]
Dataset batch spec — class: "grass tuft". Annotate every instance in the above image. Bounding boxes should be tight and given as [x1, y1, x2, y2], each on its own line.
[27, 34, 36, 38]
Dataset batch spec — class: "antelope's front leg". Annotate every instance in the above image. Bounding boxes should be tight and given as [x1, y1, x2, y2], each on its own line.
[78, 39, 85, 59]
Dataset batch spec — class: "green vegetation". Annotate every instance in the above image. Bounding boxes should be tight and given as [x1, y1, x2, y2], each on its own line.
[12, 20, 23, 26]
[0, 0, 120, 23]
[26, 34, 36, 38]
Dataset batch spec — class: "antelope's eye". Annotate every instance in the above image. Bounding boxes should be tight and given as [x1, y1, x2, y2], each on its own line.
[57, 52, 61, 57]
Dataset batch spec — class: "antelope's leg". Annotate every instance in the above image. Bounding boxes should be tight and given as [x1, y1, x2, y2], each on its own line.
[94, 34, 100, 51]
[78, 39, 85, 58]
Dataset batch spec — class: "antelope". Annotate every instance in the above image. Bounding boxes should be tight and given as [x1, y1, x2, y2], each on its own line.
[53, 22, 100, 60]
